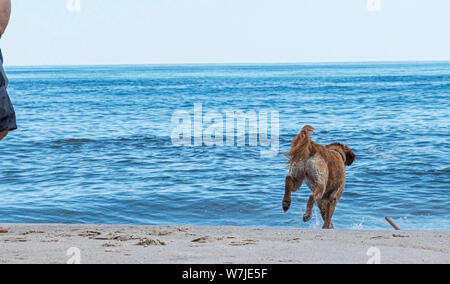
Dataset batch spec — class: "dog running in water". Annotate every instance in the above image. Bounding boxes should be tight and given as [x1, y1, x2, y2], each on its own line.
[283, 125, 355, 229]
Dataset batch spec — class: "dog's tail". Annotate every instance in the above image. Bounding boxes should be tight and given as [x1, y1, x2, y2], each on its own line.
[287, 125, 315, 165]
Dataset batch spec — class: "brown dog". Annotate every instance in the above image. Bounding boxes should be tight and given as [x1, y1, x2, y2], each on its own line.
[282, 125, 355, 229]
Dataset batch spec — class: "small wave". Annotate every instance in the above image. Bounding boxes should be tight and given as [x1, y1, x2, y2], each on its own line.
[45, 135, 170, 147]
[55, 138, 97, 144]
[350, 217, 366, 230]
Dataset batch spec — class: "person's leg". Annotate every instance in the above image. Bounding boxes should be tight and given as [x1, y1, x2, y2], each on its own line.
[0, 130, 9, 232]
[0, 129, 8, 140]
[0, 0, 14, 233]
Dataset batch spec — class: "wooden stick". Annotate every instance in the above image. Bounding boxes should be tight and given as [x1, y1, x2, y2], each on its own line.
[385, 216, 400, 230]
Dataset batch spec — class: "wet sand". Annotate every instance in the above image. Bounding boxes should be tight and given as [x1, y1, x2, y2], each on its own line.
[0, 224, 449, 264]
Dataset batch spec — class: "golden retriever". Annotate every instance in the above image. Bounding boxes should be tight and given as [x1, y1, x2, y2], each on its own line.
[282, 125, 355, 229]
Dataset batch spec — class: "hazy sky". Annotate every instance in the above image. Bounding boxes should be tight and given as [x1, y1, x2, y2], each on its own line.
[2, 0, 450, 66]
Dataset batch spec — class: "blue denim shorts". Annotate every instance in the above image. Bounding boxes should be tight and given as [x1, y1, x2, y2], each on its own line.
[0, 49, 16, 132]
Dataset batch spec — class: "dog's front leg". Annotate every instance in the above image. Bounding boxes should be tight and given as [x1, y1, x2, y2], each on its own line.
[323, 199, 338, 229]
[322, 186, 344, 229]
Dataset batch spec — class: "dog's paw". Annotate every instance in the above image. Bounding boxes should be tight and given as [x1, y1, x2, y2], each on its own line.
[303, 213, 312, 223]
[322, 222, 334, 230]
[282, 200, 291, 213]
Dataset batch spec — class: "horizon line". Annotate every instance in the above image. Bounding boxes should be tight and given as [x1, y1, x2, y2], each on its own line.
[4, 59, 450, 69]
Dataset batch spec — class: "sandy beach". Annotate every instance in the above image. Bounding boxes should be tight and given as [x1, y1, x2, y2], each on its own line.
[0, 224, 448, 264]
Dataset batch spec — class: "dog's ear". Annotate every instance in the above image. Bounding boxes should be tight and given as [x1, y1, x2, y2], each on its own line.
[343, 145, 356, 166]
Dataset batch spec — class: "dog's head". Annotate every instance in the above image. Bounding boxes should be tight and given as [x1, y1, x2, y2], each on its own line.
[341, 144, 356, 166]
[328, 143, 356, 166]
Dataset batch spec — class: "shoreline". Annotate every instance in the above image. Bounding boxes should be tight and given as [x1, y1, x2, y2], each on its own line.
[1, 224, 449, 264]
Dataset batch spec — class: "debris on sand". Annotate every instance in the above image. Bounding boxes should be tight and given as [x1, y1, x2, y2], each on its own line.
[136, 238, 166, 247]
[79, 231, 102, 238]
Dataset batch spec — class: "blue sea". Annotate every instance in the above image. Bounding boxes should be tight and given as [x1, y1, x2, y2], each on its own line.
[1, 62, 449, 230]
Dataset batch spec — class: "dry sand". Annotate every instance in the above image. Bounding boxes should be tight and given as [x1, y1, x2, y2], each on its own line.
[0, 224, 449, 264]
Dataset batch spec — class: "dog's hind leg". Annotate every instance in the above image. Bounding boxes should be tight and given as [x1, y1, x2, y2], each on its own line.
[282, 175, 304, 212]
[303, 184, 325, 223]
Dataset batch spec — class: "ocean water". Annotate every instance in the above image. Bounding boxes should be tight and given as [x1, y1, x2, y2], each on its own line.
[1, 62, 449, 230]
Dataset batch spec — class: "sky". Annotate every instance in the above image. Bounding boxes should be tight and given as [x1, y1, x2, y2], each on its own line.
[2, 0, 450, 66]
